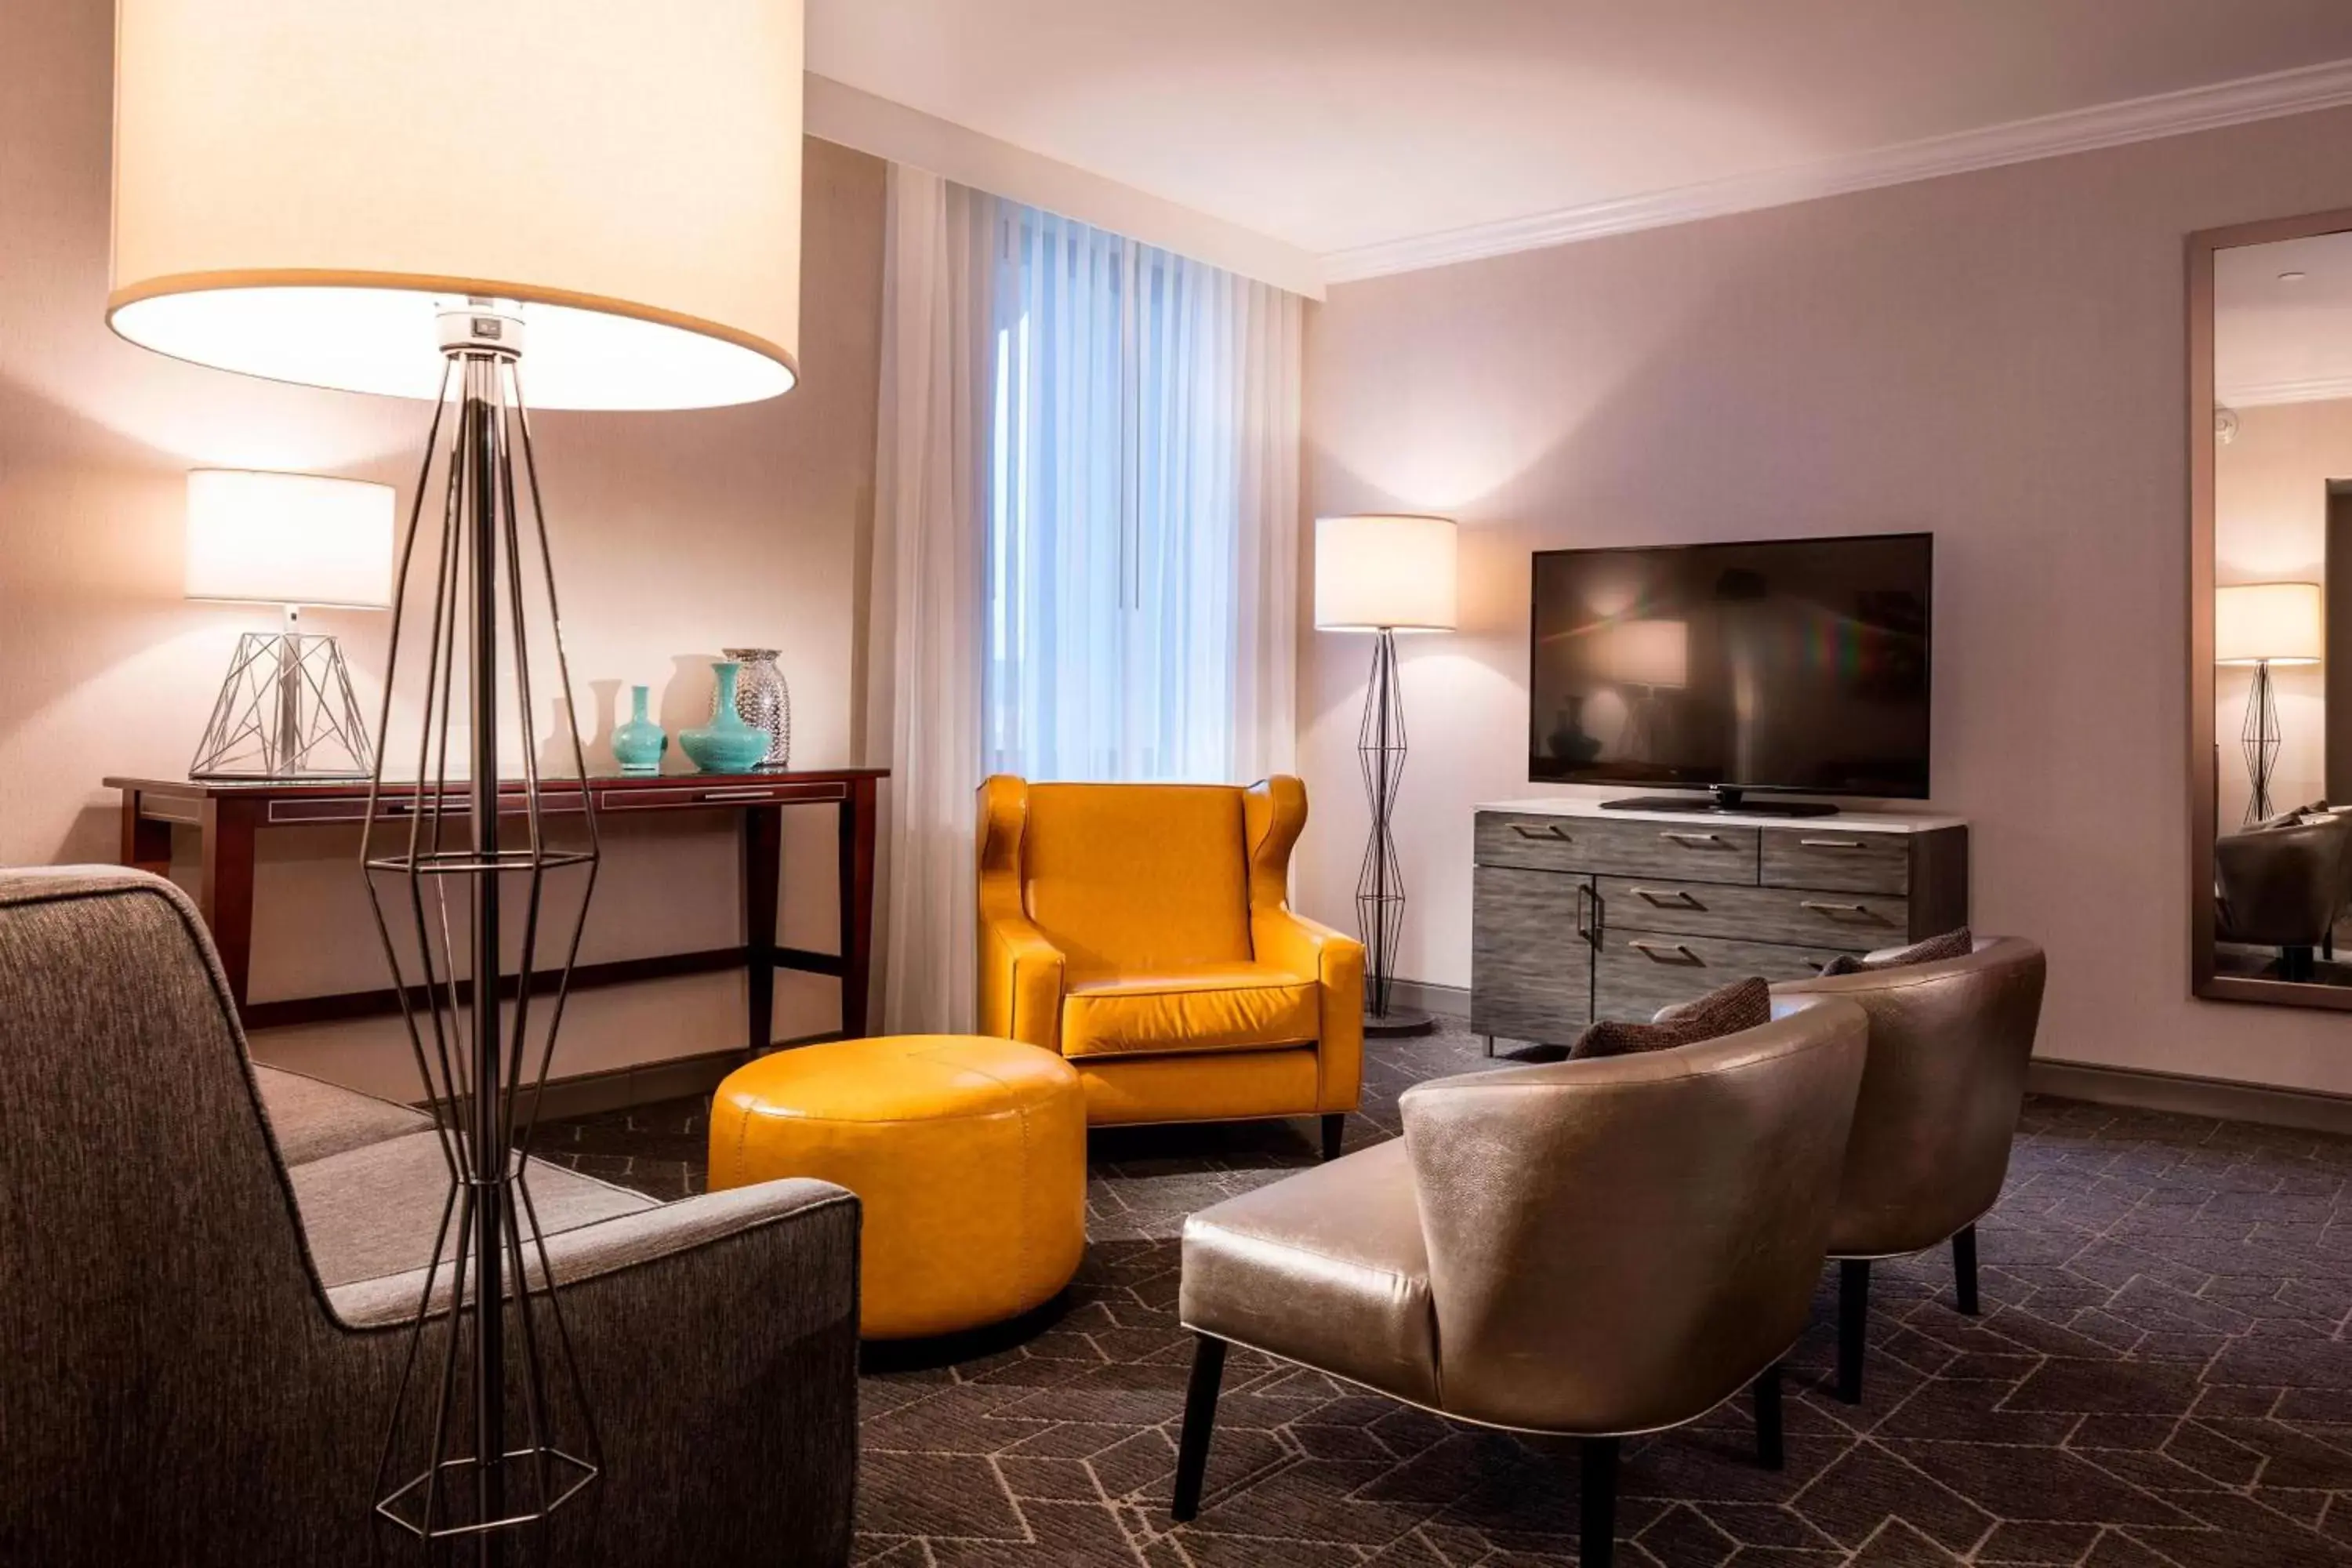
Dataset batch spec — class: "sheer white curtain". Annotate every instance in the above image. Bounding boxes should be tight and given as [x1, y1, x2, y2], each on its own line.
[868, 176, 1304, 1033]
[867, 166, 996, 1036]
[983, 205, 1302, 782]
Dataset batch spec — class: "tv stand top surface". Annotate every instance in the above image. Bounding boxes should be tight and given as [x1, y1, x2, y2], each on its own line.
[1478, 795, 1963, 835]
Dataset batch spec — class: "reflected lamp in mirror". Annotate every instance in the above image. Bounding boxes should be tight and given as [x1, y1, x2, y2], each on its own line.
[184, 468, 393, 779]
[2215, 581, 2322, 824]
[1313, 514, 1458, 1039]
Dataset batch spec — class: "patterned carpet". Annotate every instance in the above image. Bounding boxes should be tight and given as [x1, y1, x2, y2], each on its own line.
[543, 1023, 2352, 1566]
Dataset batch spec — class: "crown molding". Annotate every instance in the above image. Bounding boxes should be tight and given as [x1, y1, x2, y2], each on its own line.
[804, 74, 1327, 299]
[2222, 373, 2352, 408]
[1322, 57, 2352, 285]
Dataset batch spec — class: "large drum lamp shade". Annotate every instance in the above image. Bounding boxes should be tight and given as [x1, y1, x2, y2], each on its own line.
[1314, 514, 1460, 633]
[109, 0, 803, 410]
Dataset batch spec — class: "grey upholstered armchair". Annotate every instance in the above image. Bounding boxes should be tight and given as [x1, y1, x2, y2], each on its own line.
[1171, 996, 1870, 1568]
[0, 868, 860, 1567]
[1773, 935, 2047, 1403]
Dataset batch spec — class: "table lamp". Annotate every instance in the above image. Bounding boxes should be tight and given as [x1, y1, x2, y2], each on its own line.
[2216, 581, 2324, 823]
[1315, 514, 1458, 1036]
[110, 0, 804, 1549]
[185, 469, 392, 779]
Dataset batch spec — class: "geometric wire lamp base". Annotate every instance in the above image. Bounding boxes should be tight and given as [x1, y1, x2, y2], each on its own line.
[2241, 656, 2282, 826]
[190, 622, 375, 779]
[365, 306, 604, 1556]
[1354, 626, 1433, 1037]
[376, 1444, 597, 1542]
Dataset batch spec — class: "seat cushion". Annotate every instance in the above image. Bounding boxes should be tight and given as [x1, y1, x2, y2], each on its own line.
[1180, 1138, 1439, 1408]
[1060, 962, 1319, 1058]
[287, 1130, 655, 1290]
[1022, 783, 1254, 974]
[252, 1062, 434, 1165]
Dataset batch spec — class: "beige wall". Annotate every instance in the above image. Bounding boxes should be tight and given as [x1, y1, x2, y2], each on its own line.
[2213, 398, 2350, 826]
[0, 0, 886, 1098]
[1301, 105, 2352, 1097]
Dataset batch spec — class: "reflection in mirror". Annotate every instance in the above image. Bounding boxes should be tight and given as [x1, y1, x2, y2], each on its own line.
[2207, 224, 2352, 993]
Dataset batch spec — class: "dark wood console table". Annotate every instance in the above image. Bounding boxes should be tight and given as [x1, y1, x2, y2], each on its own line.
[107, 768, 887, 1046]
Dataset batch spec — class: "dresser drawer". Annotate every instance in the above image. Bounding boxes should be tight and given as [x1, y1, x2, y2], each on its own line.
[1598, 877, 1907, 947]
[1476, 812, 1759, 882]
[1593, 932, 1857, 1022]
[1759, 828, 1910, 895]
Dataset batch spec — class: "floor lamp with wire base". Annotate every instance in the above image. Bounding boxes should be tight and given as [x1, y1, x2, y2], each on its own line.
[107, 2, 809, 1555]
[1314, 515, 1459, 1038]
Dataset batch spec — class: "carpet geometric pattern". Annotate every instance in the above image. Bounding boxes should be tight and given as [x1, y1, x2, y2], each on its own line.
[543, 1022, 2352, 1566]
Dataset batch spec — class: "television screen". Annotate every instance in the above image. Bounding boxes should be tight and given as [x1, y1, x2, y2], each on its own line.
[1529, 532, 1932, 799]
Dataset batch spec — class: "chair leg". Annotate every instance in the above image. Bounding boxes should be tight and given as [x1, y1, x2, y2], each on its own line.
[1170, 1334, 1229, 1523]
[1952, 1224, 1980, 1317]
[1321, 1113, 1345, 1162]
[1753, 1362, 1784, 1471]
[1837, 1259, 1871, 1405]
[1579, 1436, 1619, 1568]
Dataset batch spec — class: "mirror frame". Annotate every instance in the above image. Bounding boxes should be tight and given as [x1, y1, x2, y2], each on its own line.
[2189, 205, 2352, 1010]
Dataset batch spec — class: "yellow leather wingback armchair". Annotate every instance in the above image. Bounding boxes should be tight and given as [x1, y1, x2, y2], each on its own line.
[976, 775, 1365, 1156]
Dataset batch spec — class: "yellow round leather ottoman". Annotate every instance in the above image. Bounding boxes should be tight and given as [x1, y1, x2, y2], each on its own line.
[708, 1035, 1086, 1340]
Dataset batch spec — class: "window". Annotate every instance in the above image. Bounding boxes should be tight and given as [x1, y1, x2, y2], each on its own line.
[982, 204, 1295, 783]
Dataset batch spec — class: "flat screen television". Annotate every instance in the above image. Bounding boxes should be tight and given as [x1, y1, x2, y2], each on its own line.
[1529, 532, 1932, 814]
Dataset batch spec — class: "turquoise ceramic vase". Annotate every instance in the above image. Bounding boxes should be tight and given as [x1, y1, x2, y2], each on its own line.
[612, 684, 667, 775]
[680, 661, 771, 774]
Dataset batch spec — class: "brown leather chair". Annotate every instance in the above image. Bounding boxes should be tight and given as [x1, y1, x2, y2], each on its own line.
[1773, 936, 2047, 1403]
[2215, 812, 2352, 980]
[1170, 996, 1871, 1568]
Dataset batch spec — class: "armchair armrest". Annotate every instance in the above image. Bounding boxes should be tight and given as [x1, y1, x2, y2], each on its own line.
[325, 1177, 860, 1330]
[330, 1178, 863, 1566]
[1255, 908, 1365, 1112]
[979, 909, 1069, 1051]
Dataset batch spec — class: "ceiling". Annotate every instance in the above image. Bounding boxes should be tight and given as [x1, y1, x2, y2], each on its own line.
[808, 0, 2352, 267]
[2216, 229, 2352, 408]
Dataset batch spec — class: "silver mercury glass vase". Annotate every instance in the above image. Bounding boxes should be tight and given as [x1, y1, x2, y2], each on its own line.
[722, 647, 792, 769]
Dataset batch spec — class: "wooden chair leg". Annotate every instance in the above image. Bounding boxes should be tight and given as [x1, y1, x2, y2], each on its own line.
[1837, 1259, 1871, 1405]
[1953, 1224, 1980, 1316]
[1321, 1113, 1345, 1163]
[1753, 1363, 1784, 1471]
[1170, 1334, 1228, 1522]
[1579, 1436, 1619, 1568]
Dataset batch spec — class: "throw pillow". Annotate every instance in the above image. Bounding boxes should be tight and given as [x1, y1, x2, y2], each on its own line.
[1566, 975, 1771, 1060]
[1819, 925, 1973, 977]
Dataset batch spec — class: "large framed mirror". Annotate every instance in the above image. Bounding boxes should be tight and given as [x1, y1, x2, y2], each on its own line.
[2192, 207, 2352, 1009]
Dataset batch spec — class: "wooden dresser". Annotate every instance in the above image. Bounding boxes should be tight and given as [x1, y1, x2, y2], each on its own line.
[1472, 798, 1969, 1047]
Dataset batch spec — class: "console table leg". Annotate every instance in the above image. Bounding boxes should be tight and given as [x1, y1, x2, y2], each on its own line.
[743, 804, 782, 1053]
[198, 797, 259, 1020]
[839, 779, 877, 1039]
[121, 793, 172, 879]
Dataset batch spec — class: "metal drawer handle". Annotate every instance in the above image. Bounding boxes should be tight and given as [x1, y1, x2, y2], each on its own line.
[699, 786, 781, 802]
[1628, 939, 1701, 964]
[1800, 900, 1881, 918]
[1630, 886, 1702, 908]
[1798, 837, 1865, 849]
[1511, 822, 1571, 840]
[1661, 831, 1724, 845]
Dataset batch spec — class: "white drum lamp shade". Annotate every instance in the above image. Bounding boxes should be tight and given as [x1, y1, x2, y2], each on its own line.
[184, 470, 394, 608]
[109, 0, 804, 410]
[2215, 582, 2324, 666]
[1314, 514, 1459, 632]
